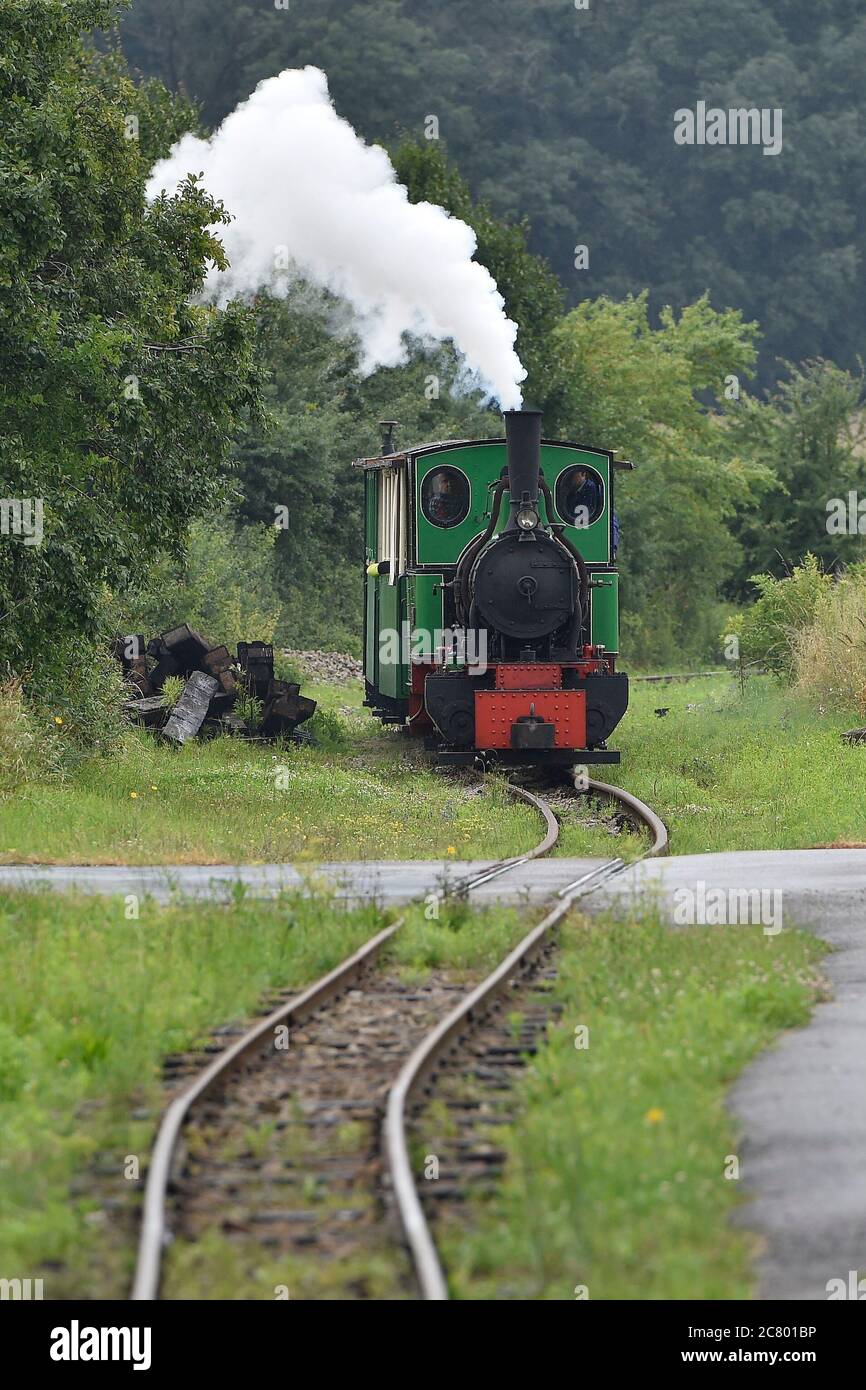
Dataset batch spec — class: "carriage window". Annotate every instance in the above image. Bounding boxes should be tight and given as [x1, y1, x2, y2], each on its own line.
[556, 465, 604, 528]
[421, 466, 470, 528]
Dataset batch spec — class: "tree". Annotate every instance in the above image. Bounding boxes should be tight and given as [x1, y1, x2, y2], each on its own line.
[549, 293, 765, 661]
[0, 1, 261, 675]
[724, 359, 866, 592]
[116, 0, 866, 385]
[232, 287, 500, 652]
[89, 45, 205, 166]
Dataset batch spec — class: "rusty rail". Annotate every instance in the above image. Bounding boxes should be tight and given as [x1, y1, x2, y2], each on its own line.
[384, 780, 667, 1300]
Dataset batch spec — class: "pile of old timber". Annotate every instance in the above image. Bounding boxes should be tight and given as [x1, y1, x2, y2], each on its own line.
[113, 625, 316, 746]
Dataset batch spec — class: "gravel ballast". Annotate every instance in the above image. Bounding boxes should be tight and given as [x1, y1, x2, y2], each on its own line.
[283, 649, 363, 684]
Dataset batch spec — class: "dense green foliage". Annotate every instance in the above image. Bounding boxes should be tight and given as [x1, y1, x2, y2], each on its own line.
[729, 555, 831, 678]
[724, 360, 866, 593]
[232, 289, 499, 651]
[0, 678, 59, 793]
[116, 0, 866, 384]
[0, 1, 260, 686]
[119, 511, 285, 648]
[6, 0, 866, 691]
[730, 555, 866, 713]
[548, 293, 763, 660]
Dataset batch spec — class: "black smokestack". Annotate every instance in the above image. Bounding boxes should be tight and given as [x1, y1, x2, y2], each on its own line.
[503, 408, 542, 531]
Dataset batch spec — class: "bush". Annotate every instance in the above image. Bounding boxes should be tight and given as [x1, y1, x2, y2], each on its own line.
[26, 639, 128, 764]
[273, 654, 304, 686]
[234, 688, 263, 732]
[726, 555, 830, 678]
[274, 559, 362, 657]
[120, 511, 284, 648]
[306, 708, 351, 751]
[0, 677, 58, 794]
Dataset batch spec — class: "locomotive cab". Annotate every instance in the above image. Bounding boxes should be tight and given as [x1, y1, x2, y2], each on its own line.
[355, 410, 630, 766]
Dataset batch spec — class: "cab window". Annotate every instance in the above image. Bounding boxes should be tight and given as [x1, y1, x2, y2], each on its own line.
[556, 465, 604, 528]
[421, 466, 470, 528]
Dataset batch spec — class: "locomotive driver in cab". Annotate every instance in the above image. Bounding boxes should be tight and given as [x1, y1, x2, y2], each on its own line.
[428, 469, 463, 524]
[564, 466, 601, 528]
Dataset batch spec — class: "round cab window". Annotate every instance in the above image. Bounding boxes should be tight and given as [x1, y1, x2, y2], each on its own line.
[555, 464, 604, 528]
[421, 466, 470, 528]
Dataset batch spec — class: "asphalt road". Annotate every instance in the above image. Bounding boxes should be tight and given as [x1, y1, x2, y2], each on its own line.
[2, 846, 863, 1301]
[0, 856, 603, 905]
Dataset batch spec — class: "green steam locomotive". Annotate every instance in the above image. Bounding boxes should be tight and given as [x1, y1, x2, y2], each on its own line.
[357, 409, 630, 766]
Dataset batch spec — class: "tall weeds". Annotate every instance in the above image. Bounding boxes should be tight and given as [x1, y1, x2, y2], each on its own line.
[0, 677, 58, 794]
[793, 566, 866, 714]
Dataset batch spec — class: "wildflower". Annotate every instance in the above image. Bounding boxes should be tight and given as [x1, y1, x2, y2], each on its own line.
[446, 845, 456, 855]
[645, 1107, 665, 1125]
[54, 715, 63, 726]
[130, 792, 139, 800]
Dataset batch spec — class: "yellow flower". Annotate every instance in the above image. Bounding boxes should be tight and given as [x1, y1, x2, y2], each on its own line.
[446, 845, 456, 855]
[645, 1107, 665, 1125]
[53, 715, 63, 726]
[150, 785, 158, 791]
[130, 792, 139, 800]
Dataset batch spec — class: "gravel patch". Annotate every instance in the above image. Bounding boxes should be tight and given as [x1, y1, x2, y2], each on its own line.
[283, 650, 363, 684]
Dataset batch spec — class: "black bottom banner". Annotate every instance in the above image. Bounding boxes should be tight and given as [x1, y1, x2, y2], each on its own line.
[8, 1297, 860, 1375]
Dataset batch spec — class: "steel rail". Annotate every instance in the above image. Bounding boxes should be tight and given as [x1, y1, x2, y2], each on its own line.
[384, 781, 667, 1301]
[446, 784, 560, 895]
[130, 782, 560, 1301]
[549, 779, 667, 900]
[131, 918, 400, 1301]
[632, 670, 727, 684]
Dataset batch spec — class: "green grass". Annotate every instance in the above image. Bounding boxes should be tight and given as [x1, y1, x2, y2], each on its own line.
[0, 671, 861, 865]
[439, 909, 828, 1300]
[0, 889, 529, 1299]
[0, 886, 830, 1301]
[0, 672, 627, 865]
[162, 1228, 409, 1302]
[616, 673, 866, 853]
[0, 726, 549, 865]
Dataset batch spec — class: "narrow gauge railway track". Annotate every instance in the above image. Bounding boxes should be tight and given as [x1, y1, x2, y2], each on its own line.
[130, 779, 664, 1301]
[130, 784, 557, 1301]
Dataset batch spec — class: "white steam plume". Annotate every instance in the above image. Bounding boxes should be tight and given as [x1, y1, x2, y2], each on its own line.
[147, 66, 525, 409]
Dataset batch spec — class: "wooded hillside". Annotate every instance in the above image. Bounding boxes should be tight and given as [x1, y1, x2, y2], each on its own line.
[117, 0, 866, 384]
